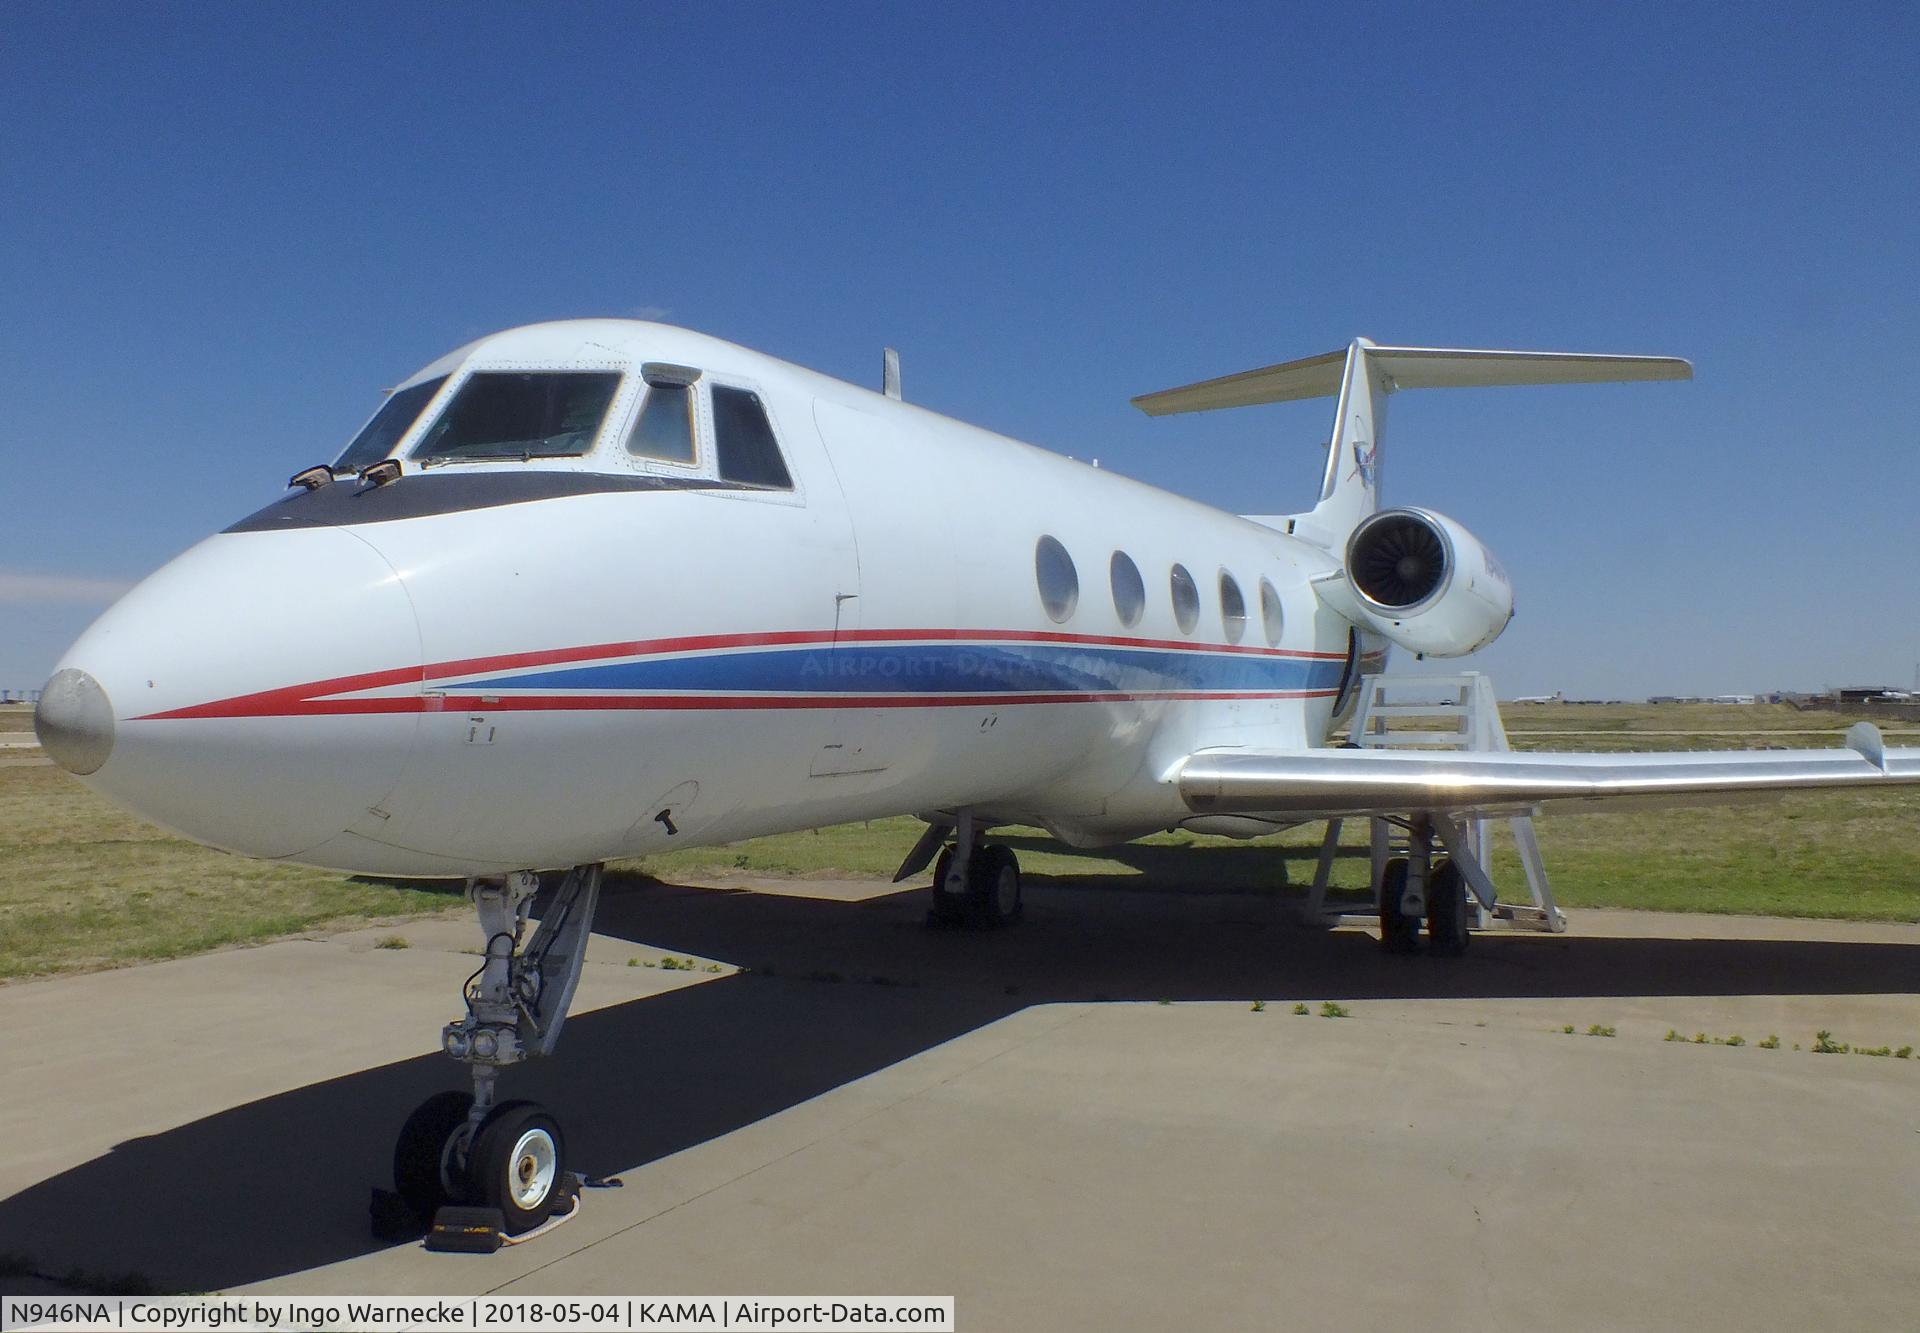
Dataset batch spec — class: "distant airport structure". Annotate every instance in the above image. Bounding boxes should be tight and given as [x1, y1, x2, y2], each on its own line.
[1649, 694, 1759, 705]
[1504, 687, 1918, 715]
[0, 688, 41, 705]
[1829, 686, 1917, 705]
[1627, 687, 1919, 719]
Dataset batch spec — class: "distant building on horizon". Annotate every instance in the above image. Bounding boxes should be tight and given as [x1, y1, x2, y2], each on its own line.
[1834, 686, 1912, 705]
[1777, 687, 1919, 718]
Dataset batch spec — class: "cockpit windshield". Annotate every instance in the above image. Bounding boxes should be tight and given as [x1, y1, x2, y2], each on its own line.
[333, 376, 447, 474]
[410, 371, 622, 464]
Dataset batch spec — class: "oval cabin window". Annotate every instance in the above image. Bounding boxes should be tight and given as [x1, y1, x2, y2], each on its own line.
[1219, 571, 1247, 644]
[1035, 536, 1079, 623]
[1109, 551, 1145, 628]
[1169, 564, 1200, 635]
[1260, 578, 1285, 646]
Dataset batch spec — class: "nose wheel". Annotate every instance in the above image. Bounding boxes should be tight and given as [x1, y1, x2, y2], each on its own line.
[383, 865, 600, 1240]
[392, 1093, 572, 1233]
[470, 1100, 568, 1233]
[392, 1089, 473, 1223]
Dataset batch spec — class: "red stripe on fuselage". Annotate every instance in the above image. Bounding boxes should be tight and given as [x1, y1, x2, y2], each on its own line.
[135, 628, 1347, 721]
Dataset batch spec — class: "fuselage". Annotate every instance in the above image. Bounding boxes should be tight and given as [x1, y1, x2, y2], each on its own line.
[47, 320, 1384, 877]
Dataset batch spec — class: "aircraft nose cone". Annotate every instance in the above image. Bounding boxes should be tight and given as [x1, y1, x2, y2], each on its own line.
[47, 525, 423, 862]
[35, 668, 115, 775]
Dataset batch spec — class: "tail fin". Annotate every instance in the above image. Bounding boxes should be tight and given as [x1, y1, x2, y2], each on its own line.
[1131, 341, 1691, 548]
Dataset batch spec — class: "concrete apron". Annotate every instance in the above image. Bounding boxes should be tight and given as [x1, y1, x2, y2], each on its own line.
[0, 884, 1914, 1332]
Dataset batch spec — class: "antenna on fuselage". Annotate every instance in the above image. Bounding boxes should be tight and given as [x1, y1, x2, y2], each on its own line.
[882, 347, 902, 401]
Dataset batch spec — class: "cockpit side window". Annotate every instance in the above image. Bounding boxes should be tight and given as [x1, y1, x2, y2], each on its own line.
[625, 384, 697, 464]
[710, 385, 793, 489]
[411, 371, 621, 464]
[333, 376, 448, 474]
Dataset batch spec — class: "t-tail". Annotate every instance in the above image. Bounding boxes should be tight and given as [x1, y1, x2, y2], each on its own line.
[1131, 339, 1691, 550]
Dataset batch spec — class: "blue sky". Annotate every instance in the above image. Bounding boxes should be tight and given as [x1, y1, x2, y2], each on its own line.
[3, 2, 1915, 697]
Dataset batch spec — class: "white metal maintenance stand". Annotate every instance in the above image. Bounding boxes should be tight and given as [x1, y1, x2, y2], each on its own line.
[1303, 672, 1567, 933]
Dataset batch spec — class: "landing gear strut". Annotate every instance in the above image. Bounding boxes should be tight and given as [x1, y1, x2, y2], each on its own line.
[1377, 858, 1421, 954]
[1377, 816, 1472, 956]
[927, 812, 1022, 928]
[389, 863, 601, 1236]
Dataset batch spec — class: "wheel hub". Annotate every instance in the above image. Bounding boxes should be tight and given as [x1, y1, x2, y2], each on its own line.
[506, 1127, 557, 1209]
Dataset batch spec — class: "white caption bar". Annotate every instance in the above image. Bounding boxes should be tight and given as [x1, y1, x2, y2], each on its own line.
[2, 1297, 956, 1333]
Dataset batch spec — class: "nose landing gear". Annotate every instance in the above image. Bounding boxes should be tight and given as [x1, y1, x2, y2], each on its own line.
[385, 863, 601, 1239]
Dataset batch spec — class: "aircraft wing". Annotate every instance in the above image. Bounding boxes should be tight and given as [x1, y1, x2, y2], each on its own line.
[1176, 726, 1920, 821]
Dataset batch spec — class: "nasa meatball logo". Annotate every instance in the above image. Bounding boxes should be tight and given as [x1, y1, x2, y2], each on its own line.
[1347, 436, 1377, 488]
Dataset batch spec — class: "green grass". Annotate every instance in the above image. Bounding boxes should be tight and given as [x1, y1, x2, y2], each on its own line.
[617, 702, 1919, 921]
[626, 797, 1920, 923]
[0, 764, 457, 980]
[1495, 707, 1920, 921]
[1480, 788, 1920, 919]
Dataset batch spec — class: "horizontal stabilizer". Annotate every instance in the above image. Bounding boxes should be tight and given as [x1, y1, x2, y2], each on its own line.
[1132, 344, 1692, 416]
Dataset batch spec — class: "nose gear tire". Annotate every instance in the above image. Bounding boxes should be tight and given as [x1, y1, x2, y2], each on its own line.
[471, 1100, 569, 1234]
[393, 1090, 476, 1223]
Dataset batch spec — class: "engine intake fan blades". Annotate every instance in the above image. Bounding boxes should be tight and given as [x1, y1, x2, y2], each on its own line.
[1349, 511, 1449, 610]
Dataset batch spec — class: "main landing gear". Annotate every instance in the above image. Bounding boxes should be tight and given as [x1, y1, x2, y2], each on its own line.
[1377, 815, 1473, 957]
[388, 864, 602, 1237]
[925, 812, 1023, 928]
[929, 841, 1024, 927]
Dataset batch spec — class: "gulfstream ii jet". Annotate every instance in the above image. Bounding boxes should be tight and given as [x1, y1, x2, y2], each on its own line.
[34, 320, 1920, 1236]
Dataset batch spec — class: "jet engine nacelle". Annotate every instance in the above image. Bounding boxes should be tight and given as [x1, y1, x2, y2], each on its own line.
[1340, 507, 1514, 658]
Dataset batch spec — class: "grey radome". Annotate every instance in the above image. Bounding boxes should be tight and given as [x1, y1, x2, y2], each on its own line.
[35, 668, 115, 775]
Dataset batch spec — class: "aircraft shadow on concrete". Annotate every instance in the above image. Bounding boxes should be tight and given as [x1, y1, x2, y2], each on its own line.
[4, 865, 1915, 1293]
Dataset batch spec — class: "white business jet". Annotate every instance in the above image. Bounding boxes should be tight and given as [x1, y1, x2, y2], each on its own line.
[34, 320, 1920, 1235]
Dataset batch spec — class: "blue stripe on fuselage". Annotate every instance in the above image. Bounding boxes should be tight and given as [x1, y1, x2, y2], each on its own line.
[443, 642, 1344, 696]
